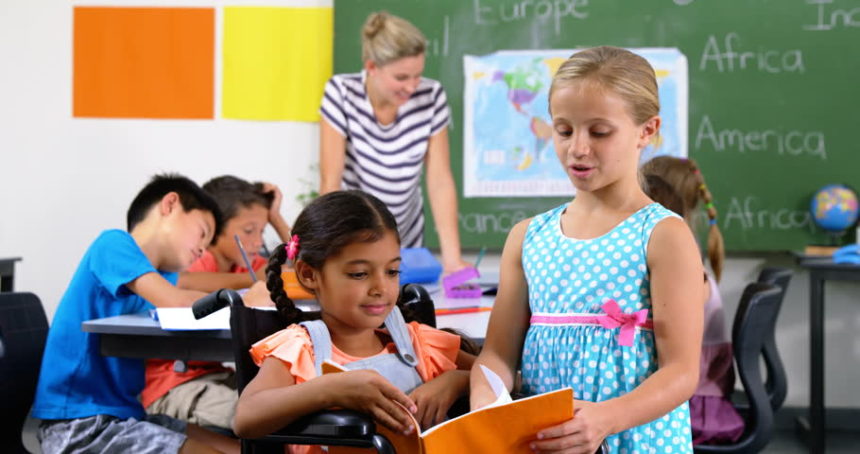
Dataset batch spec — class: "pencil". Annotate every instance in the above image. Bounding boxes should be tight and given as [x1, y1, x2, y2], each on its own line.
[475, 246, 486, 270]
[234, 234, 257, 283]
[435, 306, 492, 315]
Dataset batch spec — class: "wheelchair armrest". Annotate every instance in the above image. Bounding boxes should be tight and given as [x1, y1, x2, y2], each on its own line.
[270, 409, 375, 439]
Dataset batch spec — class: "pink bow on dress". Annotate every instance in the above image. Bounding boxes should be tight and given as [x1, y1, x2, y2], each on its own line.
[597, 300, 650, 347]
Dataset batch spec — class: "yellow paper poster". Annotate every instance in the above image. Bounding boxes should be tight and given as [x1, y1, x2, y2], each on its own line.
[222, 7, 333, 122]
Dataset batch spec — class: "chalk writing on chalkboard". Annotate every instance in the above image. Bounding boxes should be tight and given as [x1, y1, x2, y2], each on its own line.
[724, 196, 815, 233]
[472, 0, 589, 34]
[803, 0, 860, 31]
[699, 33, 804, 74]
[694, 116, 826, 160]
[459, 210, 531, 234]
[334, 0, 860, 250]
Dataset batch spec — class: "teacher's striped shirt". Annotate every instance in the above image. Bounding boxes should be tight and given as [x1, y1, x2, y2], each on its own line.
[319, 71, 451, 248]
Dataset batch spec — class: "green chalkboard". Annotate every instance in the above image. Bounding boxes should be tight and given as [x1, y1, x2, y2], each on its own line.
[334, 0, 860, 251]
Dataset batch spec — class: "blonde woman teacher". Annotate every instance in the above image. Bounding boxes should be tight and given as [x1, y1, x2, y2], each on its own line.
[319, 11, 468, 273]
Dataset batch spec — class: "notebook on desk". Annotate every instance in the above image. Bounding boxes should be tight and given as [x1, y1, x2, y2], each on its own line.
[153, 304, 298, 331]
[153, 307, 232, 330]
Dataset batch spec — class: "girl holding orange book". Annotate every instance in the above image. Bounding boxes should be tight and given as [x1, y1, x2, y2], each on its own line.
[471, 47, 703, 453]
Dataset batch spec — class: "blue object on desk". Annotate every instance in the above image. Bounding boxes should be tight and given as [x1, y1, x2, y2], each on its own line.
[400, 248, 442, 284]
[833, 244, 860, 264]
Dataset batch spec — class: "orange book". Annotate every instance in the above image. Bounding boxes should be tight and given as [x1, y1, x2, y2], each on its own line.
[282, 270, 315, 300]
[324, 362, 574, 454]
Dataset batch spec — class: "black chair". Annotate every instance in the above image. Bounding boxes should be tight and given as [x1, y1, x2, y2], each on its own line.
[754, 267, 791, 412]
[695, 282, 783, 454]
[193, 284, 437, 454]
[0, 292, 49, 453]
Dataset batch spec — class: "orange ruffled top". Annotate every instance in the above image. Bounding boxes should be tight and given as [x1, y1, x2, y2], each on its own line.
[249, 322, 462, 454]
[142, 250, 267, 408]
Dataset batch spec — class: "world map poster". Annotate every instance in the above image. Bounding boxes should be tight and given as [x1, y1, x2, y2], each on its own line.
[463, 48, 688, 197]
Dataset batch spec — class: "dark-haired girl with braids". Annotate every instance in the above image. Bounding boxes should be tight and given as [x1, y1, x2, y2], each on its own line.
[233, 190, 474, 454]
[641, 156, 744, 445]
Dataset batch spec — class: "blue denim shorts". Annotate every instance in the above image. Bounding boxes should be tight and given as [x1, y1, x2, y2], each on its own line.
[38, 414, 186, 454]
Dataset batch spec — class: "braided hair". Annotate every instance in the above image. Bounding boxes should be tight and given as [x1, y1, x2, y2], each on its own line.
[265, 190, 405, 325]
[641, 156, 726, 282]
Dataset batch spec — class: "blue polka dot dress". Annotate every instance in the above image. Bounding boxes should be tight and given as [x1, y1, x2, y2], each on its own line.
[520, 203, 693, 453]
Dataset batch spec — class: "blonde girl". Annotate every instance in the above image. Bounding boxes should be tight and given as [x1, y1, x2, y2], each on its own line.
[470, 47, 703, 453]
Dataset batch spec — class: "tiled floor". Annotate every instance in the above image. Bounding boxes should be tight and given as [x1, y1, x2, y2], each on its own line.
[763, 429, 860, 454]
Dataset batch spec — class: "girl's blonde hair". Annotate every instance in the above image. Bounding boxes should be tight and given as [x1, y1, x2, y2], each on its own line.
[361, 11, 426, 66]
[641, 156, 726, 282]
[550, 46, 659, 125]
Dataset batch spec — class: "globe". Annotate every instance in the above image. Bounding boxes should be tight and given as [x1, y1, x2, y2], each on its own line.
[810, 184, 859, 233]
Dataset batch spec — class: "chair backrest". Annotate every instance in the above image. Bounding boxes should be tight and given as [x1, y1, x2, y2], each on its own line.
[0, 292, 49, 453]
[397, 283, 436, 328]
[230, 297, 288, 395]
[755, 267, 791, 411]
[728, 282, 783, 453]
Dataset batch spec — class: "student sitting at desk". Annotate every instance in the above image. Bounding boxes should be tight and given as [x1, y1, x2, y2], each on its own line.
[32, 174, 239, 454]
[234, 190, 475, 453]
[143, 175, 290, 430]
[177, 175, 292, 291]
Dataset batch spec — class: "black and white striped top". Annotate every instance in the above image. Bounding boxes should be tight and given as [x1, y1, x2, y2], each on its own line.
[320, 71, 451, 248]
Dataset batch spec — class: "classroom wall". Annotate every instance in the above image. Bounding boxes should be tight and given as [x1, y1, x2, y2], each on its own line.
[2, 0, 859, 411]
[0, 0, 322, 319]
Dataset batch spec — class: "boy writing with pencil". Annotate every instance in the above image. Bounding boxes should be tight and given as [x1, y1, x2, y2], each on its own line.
[32, 174, 238, 453]
[143, 175, 290, 430]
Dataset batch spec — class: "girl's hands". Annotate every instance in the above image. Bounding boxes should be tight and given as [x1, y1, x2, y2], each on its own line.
[331, 370, 418, 435]
[408, 370, 468, 430]
[529, 401, 613, 454]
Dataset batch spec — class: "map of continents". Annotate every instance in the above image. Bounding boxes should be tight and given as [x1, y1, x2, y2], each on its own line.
[464, 49, 688, 197]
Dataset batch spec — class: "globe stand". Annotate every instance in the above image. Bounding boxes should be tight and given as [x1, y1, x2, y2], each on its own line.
[826, 230, 847, 247]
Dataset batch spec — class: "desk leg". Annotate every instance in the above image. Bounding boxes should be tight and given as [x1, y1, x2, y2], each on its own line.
[0, 275, 11, 292]
[808, 272, 825, 454]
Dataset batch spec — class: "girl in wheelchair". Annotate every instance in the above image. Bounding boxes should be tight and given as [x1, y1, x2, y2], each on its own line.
[233, 190, 475, 453]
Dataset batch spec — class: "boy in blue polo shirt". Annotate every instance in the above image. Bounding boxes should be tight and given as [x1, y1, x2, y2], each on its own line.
[33, 174, 239, 453]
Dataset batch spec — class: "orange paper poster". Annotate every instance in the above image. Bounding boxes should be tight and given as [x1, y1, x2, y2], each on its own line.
[73, 7, 215, 119]
[222, 7, 333, 122]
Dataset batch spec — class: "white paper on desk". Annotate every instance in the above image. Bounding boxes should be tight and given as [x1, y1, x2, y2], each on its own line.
[155, 307, 230, 330]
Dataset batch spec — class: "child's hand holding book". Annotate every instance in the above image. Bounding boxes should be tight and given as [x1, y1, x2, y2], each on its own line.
[320, 367, 418, 435]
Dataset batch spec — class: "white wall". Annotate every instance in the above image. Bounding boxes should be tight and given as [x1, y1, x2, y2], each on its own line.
[0, 1, 319, 321]
[2, 0, 858, 412]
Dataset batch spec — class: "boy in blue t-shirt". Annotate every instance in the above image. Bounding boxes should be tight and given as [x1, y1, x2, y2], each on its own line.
[32, 174, 240, 454]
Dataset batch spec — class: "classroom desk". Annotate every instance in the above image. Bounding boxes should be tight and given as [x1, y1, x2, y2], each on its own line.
[0, 257, 22, 292]
[82, 291, 495, 362]
[794, 256, 860, 454]
[82, 314, 234, 362]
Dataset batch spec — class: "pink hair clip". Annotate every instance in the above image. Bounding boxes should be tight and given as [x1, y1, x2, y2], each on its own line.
[286, 235, 300, 261]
